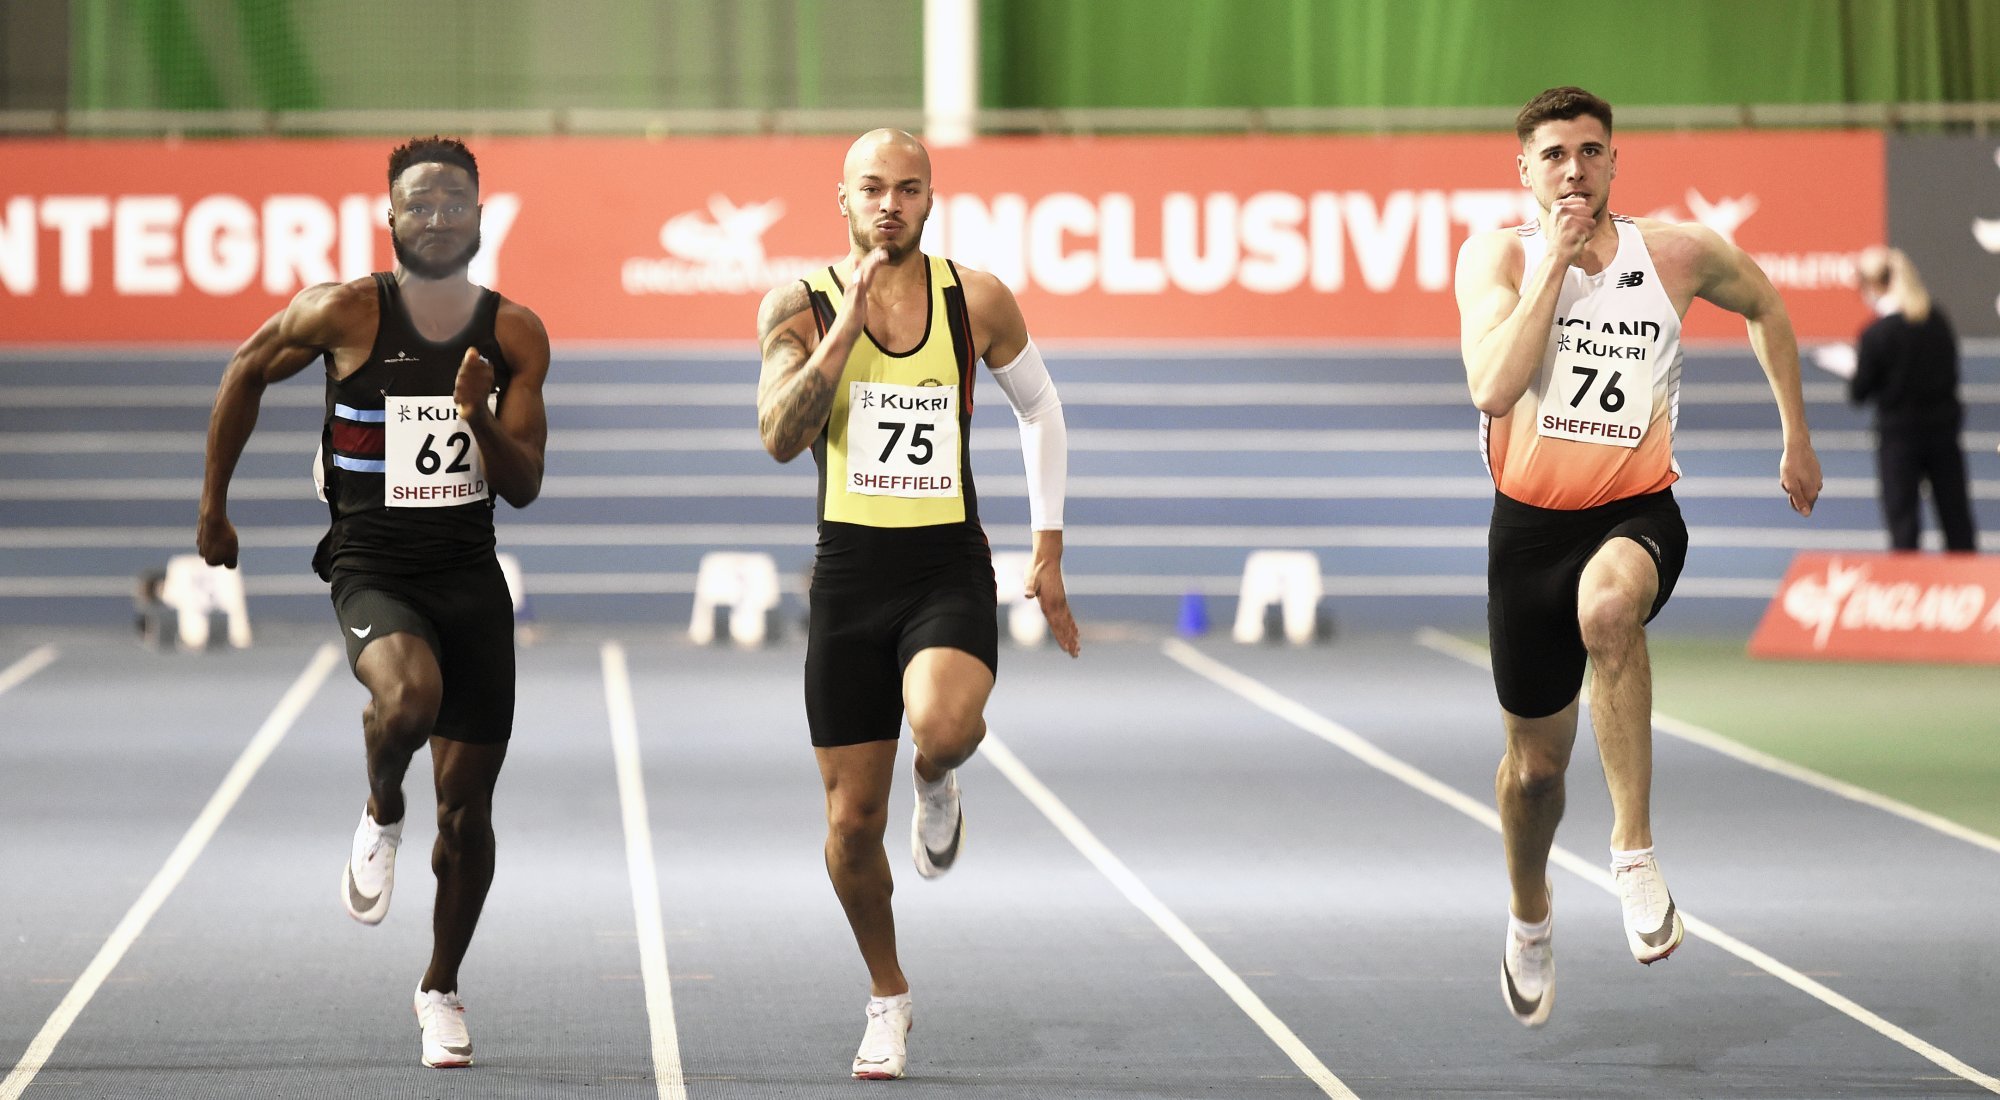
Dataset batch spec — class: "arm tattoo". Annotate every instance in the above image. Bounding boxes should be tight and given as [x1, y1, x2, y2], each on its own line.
[762, 336, 837, 456]
[757, 281, 813, 344]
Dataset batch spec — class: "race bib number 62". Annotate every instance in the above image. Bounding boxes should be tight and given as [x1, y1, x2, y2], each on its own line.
[385, 395, 489, 507]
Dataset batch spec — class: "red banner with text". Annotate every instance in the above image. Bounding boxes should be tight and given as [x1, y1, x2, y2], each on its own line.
[0, 132, 1882, 345]
[1749, 552, 2000, 664]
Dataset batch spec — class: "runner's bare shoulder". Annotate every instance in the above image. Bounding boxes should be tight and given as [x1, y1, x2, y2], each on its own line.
[285, 276, 379, 350]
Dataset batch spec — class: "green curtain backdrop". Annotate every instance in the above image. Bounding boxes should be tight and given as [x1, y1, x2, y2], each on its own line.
[63, 0, 1999, 113]
[68, 0, 921, 111]
[980, 0, 2000, 109]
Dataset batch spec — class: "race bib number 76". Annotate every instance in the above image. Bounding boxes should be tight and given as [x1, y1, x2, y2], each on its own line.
[1536, 327, 1653, 449]
[385, 395, 489, 507]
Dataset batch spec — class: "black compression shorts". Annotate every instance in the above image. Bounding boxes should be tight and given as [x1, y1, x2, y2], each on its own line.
[1487, 488, 1688, 719]
[804, 554, 998, 749]
[329, 558, 516, 744]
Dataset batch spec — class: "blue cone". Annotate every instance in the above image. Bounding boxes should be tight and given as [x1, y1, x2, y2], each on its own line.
[1177, 590, 1210, 637]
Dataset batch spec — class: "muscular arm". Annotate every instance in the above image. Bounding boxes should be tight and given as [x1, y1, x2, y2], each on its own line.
[755, 249, 904, 461]
[961, 267, 1080, 656]
[461, 301, 550, 508]
[198, 282, 356, 566]
[756, 279, 861, 462]
[1456, 231, 1565, 415]
[1690, 225, 1823, 515]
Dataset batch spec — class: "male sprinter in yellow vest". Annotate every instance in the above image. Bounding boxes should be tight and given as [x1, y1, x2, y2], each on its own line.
[756, 128, 1080, 1079]
[1454, 88, 1821, 1027]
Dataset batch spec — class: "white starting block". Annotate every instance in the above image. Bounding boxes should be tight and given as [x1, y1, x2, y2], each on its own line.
[991, 551, 1046, 646]
[160, 554, 253, 650]
[1233, 550, 1323, 645]
[690, 551, 781, 647]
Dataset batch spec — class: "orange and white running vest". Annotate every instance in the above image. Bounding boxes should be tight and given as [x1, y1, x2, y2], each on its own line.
[1481, 215, 1684, 510]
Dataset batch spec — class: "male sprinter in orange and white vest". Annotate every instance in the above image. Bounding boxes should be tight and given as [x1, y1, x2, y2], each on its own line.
[1454, 87, 1821, 1028]
[755, 129, 1080, 1080]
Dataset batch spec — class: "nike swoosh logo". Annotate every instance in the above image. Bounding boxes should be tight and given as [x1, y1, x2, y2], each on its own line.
[1503, 959, 1544, 1016]
[351, 625, 372, 639]
[925, 809, 963, 865]
[1638, 899, 1679, 947]
[345, 864, 380, 910]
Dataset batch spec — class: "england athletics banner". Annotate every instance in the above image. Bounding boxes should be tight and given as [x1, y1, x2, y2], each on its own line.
[0, 132, 1881, 345]
[1750, 552, 2000, 665]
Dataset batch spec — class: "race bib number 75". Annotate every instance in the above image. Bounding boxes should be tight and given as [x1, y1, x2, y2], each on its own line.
[385, 395, 489, 507]
[845, 381, 960, 498]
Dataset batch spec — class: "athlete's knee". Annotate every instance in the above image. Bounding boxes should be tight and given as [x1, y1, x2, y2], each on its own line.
[434, 796, 494, 856]
[1576, 583, 1647, 656]
[908, 705, 984, 768]
[826, 797, 888, 857]
[367, 678, 441, 742]
[1504, 754, 1566, 801]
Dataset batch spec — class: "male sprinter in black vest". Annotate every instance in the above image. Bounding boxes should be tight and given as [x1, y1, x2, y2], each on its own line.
[756, 128, 1080, 1080]
[198, 137, 550, 1070]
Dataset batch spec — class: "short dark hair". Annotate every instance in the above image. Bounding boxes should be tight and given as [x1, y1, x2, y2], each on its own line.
[1515, 87, 1613, 145]
[387, 136, 479, 193]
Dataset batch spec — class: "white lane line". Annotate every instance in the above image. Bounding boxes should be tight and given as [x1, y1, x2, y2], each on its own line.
[0, 645, 59, 698]
[599, 643, 689, 1100]
[1413, 628, 2000, 858]
[1161, 639, 2000, 1095]
[979, 733, 1358, 1099]
[0, 643, 340, 1100]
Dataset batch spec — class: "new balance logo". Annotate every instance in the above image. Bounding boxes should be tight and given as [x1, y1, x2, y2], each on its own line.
[1615, 271, 1646, 289]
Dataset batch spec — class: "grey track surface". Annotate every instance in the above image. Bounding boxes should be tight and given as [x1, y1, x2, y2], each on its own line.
[1, 626, 1993, 1098]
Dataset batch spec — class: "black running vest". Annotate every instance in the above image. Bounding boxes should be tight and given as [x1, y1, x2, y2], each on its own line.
[312, 274, 511, 578]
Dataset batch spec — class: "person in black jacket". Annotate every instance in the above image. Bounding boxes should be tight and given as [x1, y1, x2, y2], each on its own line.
[1850, 247, 1977, 551]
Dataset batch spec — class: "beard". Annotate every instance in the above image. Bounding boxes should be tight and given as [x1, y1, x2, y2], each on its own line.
[392, 228, 482, 280]
[848, 213, 923, 260]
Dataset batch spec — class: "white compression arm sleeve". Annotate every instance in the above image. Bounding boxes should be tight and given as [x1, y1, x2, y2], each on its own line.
[988, 339, 1067, 531]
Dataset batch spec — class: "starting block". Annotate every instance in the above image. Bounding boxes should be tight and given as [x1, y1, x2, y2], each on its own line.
[158, 554, 253, 650]
[690, 551, 781, 647]
[1232, 550, 1322, 646]
[991, 552, 1047, 646]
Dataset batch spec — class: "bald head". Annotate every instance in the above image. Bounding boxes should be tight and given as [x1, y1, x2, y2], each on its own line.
[843, 128, 931, 182]
[836, 128, 934, 261]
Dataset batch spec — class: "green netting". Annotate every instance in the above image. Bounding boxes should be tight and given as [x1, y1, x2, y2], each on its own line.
[67, 0, 922, 112]
[980, 0, 2000, 109]
[57, 0, 2000, 116]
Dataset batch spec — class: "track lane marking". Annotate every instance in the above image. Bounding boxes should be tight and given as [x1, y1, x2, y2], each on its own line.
[600, 642, 689, 1100]
[982, 732, 1359, 1099]
[1163, 638, 2000, 1095]
[1415, 628, 2000, 858]
[0, 644, 340, 1100]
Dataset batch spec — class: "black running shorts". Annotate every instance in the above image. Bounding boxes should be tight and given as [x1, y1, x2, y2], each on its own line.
[804, 555, 999, 749]
[1487, 488, 1688, 720]
[329, 558, 516, 744]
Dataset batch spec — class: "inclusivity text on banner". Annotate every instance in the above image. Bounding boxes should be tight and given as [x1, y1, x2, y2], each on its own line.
[0, 132, 1882, 345]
